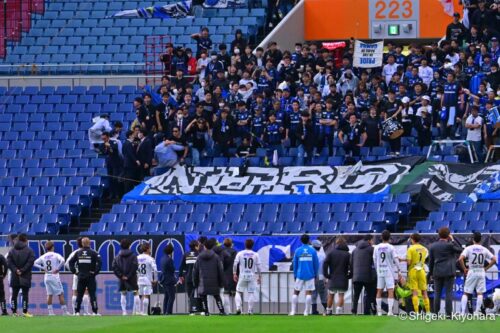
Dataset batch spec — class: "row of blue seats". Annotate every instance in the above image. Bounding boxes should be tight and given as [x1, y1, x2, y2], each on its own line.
[440, 201, 499, 212]
[0, 104, 134, 114]
[0, 217, 63, 235]
[0, 188, 101, 205]
[83, 220, 382, 236]
[0, 158, 104, 169]
[0, 149, 95, 161]
[0, 131, 96, 141]
[2, 94, 136, 104]
[0, 175, 102, 188]
[109, 202, 404, 215]
[410, 220, 500, 233]
[2, 167, 103, 178]
[0, 86, 140, 95]
[8, 44, 147, 56]
[0, 140, 96, 150]
[99, 211, 394, 225]
[429, 211, 499, 222]
[0, 204, 82, 216]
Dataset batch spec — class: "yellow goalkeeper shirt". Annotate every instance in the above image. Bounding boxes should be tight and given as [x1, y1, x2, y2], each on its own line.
[407, 244, 428, 271]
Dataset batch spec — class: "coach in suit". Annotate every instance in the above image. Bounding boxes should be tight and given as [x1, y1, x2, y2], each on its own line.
[136, 128, 154, 181]
[428, 227, 463, 316]
[122, 130, 140, 193]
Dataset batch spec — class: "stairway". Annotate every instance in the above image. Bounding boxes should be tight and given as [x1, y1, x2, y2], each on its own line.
[68, 198, 118, 235]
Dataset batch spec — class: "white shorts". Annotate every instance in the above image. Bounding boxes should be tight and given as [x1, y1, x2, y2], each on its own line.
[138, 285, 153, 296]
[464, 274, 486, 294]
[72, 275, 78, 291]
[45, 278, 64, 296]
[377, 273, 395, 290]
[236, 279, 257, 293]
[294, 278, 315, 292]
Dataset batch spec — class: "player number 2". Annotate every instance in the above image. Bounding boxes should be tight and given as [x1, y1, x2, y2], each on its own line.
[244, 258, 254, 269]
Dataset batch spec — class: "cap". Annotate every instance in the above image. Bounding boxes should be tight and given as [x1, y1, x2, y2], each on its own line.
[491, 37, 498, 42]
[311, 240, 322, 249]
[301, 111, 310, 117]
[453, 12, 460, 18]
[401, 96, 410, 104]
[422, 95, 431, 102]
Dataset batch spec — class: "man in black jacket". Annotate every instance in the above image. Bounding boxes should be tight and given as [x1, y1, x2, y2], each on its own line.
[296, 111, 315, 166]
[0, 253, 8, 315]
[136, 128, 154, 181]
[350, 234, 377, 315]
[98, 132, 123, 199]
[213, 109, 234, 157]
[429, 227, 463, 317]
[122, 130, 141, 193]
[179, 240, 199, 313]
[112, 238, 140, 316]
[161, 244, 177, 315]
[221, 238, 237, 314]
[193, 238, 226, 316]
[7, 233, 35, 317]
[68, 237, 101, 316]
[323, 237, 351, 315]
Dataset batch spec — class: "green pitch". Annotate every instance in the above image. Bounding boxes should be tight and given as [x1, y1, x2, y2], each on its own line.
[0, 315, 498, 333]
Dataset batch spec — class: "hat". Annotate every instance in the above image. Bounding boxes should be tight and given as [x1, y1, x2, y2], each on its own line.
[301, 111, 310, 117]
[491, 37, 498, 42]
[401, 96, 410, 104]
[422, 95, 431, 102]
[311, 240, 322, 249]
[453, 12, 460, 18]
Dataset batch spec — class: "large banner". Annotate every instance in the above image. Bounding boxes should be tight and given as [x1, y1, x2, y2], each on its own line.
[124, 159, 422, 203]
[110, 1, 192, 18]
[202, 0, 245, 8]
[353, 40, 384, 68]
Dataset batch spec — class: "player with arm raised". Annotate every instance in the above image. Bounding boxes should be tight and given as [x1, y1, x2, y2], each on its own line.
[233, 239, 261, 315]
[405, 233, 431, 313]
[33, 241, 70, 316]
[373, 230, 401, 316]
[65, 237, 90, 315]
[136, 243, 158, 315]
[459, 232, 497, 315]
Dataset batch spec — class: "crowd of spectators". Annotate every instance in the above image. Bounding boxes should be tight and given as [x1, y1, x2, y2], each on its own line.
[89, 3, 500, 195]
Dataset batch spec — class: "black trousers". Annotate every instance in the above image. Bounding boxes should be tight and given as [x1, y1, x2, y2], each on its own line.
[318, 132, 335, 156]
[200, 294, 225, 315]
[163, 284, 176, 315]
[433, 276, 454, 316]
[388, 137, 401, 153]
[107, 166, 123, 198]
[11, 286, 29, 314]
[75, 277, 98, 314]
[185, 282, 195, 313]
[352, 281, 377, 315]
[123, 168, 140, 194]
[0, 282, 7, 313]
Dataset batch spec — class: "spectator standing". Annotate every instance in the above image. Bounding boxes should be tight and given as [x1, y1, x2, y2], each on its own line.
[350, 234, 376, 315]
[338, 114, 366, 157]
[465, 105, 485, 162]
[213, 109, 235, 157]
[323, 237, 351, 315]
[160, 244, 177, 315]
[441, 73, 462, 139]
[296, 111, 315, 166]
[415, 108, 433, 148]
[122, 130, 141, 193]
[446, 13, 468, 45]
[154, 133, 187, 169]
[311, 240, 327, 315]
[428, 227, 463, 317]
[185, 118, 210, 166]
[192, 238, 226, 316]
[191, 27, 213, 58]
[362, 107, 382, 148]
[98, 132, 123, 200]
[88, 114, 112, 148]
[136, 130, 154, 179]
[221, 239, 237, 314]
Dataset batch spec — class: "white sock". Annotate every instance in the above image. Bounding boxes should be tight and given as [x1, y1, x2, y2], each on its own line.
[461, 295, 468, 314]
[476, 295, 483, 313]
[48, 305, 54, 314]
[336, 306, 342, 314]
[388, 298, 394, 314]
[223, 295, 232, 314]
[120, 294, 127, 314]
[305, 295, 312, 314]
[291, 294, 298, 314]
[71, 296, 77, 313]
[61, 305, 67, 313]
[247, 293, 254, 313]
[376, 298, 382, 313]
[133, 295, 141, 314]
[83, 295, 90, 314]
[235, 292, 242, 311]
[142, 298, 149, 315]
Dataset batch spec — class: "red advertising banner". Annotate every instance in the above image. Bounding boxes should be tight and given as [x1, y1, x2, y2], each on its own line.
[32, 0, 44, 14]
[21, 0, 33, 32]
[6, 0, 22, 42]
[0, 3, 5, 58]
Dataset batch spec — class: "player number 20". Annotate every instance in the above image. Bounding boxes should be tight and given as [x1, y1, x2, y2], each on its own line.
[471, 253, 484, 265]
[375, 0, 413, 19]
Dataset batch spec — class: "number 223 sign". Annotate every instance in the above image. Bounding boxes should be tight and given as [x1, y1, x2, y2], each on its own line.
[369, 0, 419, 21]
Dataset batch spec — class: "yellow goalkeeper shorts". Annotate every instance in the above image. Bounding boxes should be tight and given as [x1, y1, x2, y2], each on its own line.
[408, 268, 427, 291]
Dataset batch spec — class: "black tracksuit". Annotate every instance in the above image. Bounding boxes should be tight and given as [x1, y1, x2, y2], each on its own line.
[7, 241, 35, 314]
[112, 249, 139, 292]
[0, 254, 7, 314]
[69, 247, 102, 314]
[179, 250, 198, 313]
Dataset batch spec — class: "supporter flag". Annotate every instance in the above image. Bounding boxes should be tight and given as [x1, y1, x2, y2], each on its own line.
[203, 0, 245, 8]
[110, 1, 192, 18]
[0, 4, 4, 58]
[439, 0, 454, 16]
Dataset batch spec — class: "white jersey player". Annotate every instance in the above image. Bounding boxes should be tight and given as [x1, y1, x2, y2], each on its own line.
[459, 232, 497, 314]
[373, 231, 400, 316]
[33, 241, 70, 316]
[137, 243, 158, 315]
[233, 239, 261, 315]
[65, 237, 90, 315]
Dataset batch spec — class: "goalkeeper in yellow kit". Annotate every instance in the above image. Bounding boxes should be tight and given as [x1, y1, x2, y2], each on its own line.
[405, 233, 431, 313]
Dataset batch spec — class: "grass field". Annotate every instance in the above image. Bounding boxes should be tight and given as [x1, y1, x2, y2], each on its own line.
[0, 315, 498, 333]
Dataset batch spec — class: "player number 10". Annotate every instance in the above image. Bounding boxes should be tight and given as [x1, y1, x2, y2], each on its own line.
[375, 0, 413, 19]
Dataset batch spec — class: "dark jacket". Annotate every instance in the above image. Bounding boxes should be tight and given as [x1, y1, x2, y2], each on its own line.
[192, 249, 224, 296]
[179, 250, 198, 283]
[295, 120, 315, 150]
[216, 246, 237, 291]
[98, 140, 122, 169]
[160, 254, 177, 286]
[7, 241, 35, 288]
[68, 247, 102, 279]
[123, 139, 139, 170]
[350, 240, 376, 283]
[213, 118, 235, 144]
[0, 254, 8, 279]
[137, 137, 154, 167]
[323, 244, 351, 291]
[112, 249, 139, 281]
[429, 239, 463, 278]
